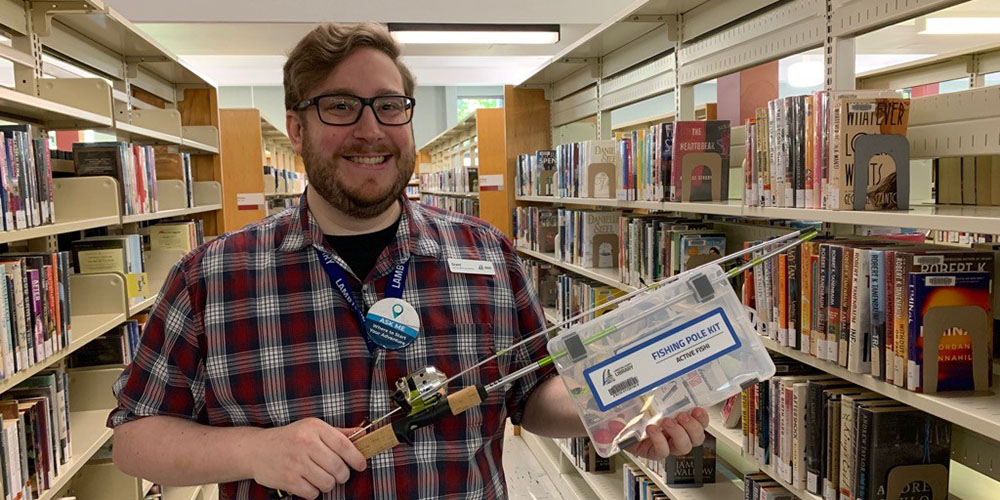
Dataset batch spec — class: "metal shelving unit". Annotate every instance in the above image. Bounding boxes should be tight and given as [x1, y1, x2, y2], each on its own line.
[0, 2, 226, 498]
[517, 0, 1000, 494]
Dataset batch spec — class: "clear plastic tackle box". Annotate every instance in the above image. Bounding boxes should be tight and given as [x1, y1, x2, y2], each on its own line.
[547, 263, 775, 457]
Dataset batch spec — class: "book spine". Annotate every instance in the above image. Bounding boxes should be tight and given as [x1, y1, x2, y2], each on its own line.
[855, 409, 874, 500]
[827, 246, 842, 363]
[848, 249, 863, 373]
[816, 245, 830, 358]
[893, 254, 909, 387]
[793, 383, 809, 490]
[805, 384, 823, 494]
[870, 251, 884, 380]
[789, 245, 801, 350]
[884, 251, 896, 384]
[27, 270, 43, 363]
[839, 247, 854, 367]
[801, 242, 813, 353]
[779, 254, 788, 345]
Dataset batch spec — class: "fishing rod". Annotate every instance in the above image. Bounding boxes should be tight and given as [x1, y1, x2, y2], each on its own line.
[271, 228, 816, 498]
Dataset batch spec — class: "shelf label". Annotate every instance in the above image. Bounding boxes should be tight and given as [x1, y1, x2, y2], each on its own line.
[480, 174, 504, 191]
[583, 307, 742, 411]
[237, 193, 265, 211]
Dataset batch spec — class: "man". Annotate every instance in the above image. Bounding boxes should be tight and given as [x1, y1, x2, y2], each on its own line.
[109, 23, 709, 499]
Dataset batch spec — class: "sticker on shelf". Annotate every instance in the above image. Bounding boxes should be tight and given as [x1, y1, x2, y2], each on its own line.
[480, 174, 504, 191]
[237, 193, 266, 211]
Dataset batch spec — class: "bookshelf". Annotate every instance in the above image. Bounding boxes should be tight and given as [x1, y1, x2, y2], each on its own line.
[521, 429, 746, 500]
[0, 2, 225, 498]
[515, 1, 1000, 496]
[419, 86, 550, 237]
[220, 109, 305, 232]
[520, 430, 600, 500]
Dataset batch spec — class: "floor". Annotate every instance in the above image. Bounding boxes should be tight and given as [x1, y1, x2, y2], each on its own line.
[502, 423, 566, 500]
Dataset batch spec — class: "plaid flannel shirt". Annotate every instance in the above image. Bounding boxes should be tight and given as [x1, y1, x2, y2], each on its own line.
[109, 195, 554, 499]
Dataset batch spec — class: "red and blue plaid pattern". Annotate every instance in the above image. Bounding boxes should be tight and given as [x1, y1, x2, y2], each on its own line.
[109, 196, 554, 499]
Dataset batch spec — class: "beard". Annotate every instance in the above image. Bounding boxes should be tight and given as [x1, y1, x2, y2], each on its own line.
[302, 134, 416, 219]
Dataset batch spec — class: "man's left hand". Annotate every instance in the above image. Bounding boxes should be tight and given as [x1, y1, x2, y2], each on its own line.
[625, 407, 710, 461]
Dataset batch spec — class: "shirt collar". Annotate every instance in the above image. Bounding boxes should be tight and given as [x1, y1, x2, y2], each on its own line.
[278, 191, 440, 261]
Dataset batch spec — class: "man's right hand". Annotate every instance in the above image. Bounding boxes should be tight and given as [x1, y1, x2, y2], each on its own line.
[247, 418, 367, 499]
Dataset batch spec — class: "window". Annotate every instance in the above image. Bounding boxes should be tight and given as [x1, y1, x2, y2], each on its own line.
[457, 97, 503, 121]
[986, 71, 1000, 87]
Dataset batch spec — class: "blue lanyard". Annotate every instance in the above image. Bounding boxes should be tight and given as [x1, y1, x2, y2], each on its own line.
[316, 249, 409, 351]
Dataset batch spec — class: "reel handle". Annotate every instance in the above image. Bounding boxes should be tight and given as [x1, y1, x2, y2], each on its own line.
[354, 384, 487, 458]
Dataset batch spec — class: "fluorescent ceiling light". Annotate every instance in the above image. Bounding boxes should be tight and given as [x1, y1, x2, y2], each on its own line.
[921, 17, 1000, 34]
[388, 23, 560, 45]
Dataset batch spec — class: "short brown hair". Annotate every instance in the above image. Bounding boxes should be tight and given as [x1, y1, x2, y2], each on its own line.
[283, 22, 416, 110]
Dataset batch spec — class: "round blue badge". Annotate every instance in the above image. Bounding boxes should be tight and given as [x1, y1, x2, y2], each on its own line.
[364, 298, 421, 350]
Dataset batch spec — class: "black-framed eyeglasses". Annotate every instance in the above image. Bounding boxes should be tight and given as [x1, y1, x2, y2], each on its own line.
[294, 94, 416, 126]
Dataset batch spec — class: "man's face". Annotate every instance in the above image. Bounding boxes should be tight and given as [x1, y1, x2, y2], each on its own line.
[289, 47, 416, 218]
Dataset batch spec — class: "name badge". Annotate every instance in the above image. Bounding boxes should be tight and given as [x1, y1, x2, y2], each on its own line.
[365, 298, 421, 350]
[447, 258, 496, 276]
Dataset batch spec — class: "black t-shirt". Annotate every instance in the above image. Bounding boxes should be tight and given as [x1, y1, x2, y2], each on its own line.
[324, 217, 402, 281]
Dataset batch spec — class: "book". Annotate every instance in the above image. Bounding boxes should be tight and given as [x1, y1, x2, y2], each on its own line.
[832, 98, 910, 210]
[672, 121, 731, 202]
[906, 251, 993, 392]
[855, 407, 950, 500]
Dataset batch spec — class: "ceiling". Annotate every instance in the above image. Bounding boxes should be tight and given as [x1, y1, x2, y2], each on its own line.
[103, 0, 635, 87]
[105, 0, 1000, 89]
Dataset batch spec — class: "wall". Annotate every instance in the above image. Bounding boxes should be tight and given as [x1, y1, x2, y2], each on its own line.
[218, 85, 288, 134]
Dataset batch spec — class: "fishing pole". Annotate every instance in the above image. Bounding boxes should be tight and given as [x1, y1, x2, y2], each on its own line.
[348, 227, 809, 440]
[271, 228, 815, 498]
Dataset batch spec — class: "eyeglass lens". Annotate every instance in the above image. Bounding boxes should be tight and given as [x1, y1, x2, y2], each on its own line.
[318, 95, 413, 125]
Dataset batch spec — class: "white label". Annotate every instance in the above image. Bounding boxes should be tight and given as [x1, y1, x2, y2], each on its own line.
[807, 472, 819, 493]
[583, 308, 741, 411]
[479, 174, 504, 191]
[447, 258, 496, 276]
[907, 359, 919, 390]
[236, 193, 266, 210]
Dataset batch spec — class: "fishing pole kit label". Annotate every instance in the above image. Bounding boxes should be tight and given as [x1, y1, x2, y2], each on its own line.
[548, 263, 775, 457]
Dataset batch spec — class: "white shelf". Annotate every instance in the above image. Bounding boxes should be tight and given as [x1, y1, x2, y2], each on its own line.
[0, 312, 125, 395]
[575, 464, 623, 500]
[516, 195, 618, 207]
[760, 337, 1000, 443]
[543, 307, 560, 325]
[621, 199, 744, 217]
[180, 138, 219, 155]
[116, 121, 183, 147]
[624, 451, 744, 500]
[520, 431, 600, 500]
[129, 294, 158, 317]
[516, 247, 638, 292]
[121, 203, 222, 224]
[37, 410, 115, 500]
[0, 85, 113, 130]
[49, 1, 212, 86]
[420, 190, 479, 199]
[742, 203, 1000, 234]
[0, 216, 120, 245]
[549, 441, 623, 500]
[704, 406, 743, 455]
[517, 195, 1000, 233]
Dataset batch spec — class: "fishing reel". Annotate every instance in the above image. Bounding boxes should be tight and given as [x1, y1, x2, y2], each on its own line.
[391, 366, 448, 416]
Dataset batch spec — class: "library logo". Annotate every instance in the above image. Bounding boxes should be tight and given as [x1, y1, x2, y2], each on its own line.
[602, 368, 614, 386]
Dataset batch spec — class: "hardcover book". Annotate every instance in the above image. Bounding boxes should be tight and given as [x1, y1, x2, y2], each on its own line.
[672, 121, 731, 202]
